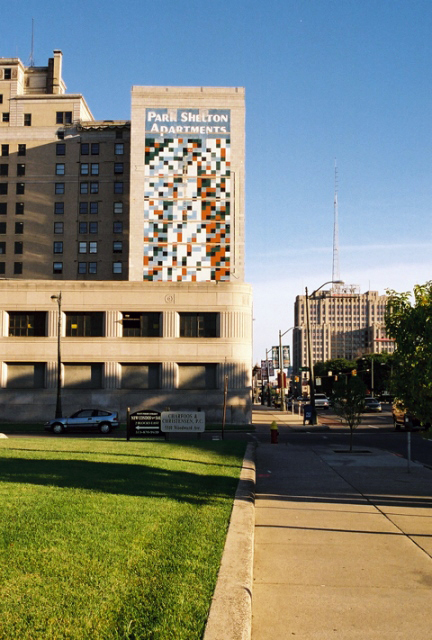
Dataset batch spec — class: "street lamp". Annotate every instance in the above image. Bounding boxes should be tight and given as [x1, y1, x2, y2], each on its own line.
[51, 292, 62, 418]
[262, 347, 272, 406]
[305, 280, 344, 424]
[279, 327, 294, 411]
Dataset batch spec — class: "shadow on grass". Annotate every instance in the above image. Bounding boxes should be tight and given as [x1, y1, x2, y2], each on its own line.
[0, 456, 241, 505]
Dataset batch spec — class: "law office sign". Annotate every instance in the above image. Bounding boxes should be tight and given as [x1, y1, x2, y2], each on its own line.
[161, 411, 205, 433]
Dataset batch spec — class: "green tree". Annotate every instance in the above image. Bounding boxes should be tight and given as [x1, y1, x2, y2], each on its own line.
[385, 282, 432, 425]
[314, 358, 357, 396]
[331, 376, 367, 452]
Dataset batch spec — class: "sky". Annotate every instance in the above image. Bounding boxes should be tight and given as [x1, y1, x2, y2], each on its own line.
[2, 0, 432, 362]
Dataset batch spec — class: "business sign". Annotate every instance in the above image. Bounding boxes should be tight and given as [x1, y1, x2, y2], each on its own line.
[145, 108, 230, 137]
[129, 410, 161, 436]
[161, 411, 205, 433]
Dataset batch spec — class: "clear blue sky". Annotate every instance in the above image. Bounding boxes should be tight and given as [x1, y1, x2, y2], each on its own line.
[3, 0, 432, 361]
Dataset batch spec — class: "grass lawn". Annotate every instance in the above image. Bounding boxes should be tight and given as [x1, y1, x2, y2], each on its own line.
[0, 437, 247, 639]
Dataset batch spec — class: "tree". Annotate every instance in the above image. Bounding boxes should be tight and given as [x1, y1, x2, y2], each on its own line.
[331, 376, 367, 452]
[385, 282, 432, 425]
[314, 358, 357, 396]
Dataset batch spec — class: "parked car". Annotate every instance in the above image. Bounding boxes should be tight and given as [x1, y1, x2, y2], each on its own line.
[363, 397, 382, 412]
[391, 400, 428, 431]
[45, 409, 120, 434]
[314, 393, 330, 410]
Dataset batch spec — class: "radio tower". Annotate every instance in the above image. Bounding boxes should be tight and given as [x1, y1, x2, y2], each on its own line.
[332, 160, 341, 290]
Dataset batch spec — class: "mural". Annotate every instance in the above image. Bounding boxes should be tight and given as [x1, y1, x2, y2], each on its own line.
[143, 110, 231, 282]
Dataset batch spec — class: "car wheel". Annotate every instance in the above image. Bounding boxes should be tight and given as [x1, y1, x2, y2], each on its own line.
[99, 422, 111, 434]
[52, 422, 64, 434]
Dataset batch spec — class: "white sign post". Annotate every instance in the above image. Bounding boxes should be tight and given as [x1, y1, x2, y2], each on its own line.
[161, 412, 205, 433]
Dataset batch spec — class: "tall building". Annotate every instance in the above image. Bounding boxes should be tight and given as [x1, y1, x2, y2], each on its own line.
[0, 51, 252, 422]
[293, 285, 395, 379]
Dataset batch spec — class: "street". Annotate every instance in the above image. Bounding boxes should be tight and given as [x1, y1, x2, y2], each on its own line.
[277, 404, 432, 470]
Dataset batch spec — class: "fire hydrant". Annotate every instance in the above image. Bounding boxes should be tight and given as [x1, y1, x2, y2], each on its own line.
[270, 421, 279, 444]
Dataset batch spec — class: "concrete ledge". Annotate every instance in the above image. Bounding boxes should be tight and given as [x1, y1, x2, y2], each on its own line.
[204, 441, 256, 640]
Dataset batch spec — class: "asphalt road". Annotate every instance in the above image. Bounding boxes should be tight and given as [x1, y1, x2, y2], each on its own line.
[283, 405, 432, 470]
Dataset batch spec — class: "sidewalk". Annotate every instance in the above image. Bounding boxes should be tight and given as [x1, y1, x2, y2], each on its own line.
[252, 407, 432, 639]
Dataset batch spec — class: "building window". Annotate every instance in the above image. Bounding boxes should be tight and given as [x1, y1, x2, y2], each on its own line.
[115, 143, 124, 155]
[66, 312, 104, 337]
[4, 69, 11, 80]
[91, 163, 99, 175]
[0, 164, 8, 176]
[8, 312, 47, 337]
[15, 203, 24, 215]
[0, 222, 6, 234]
[15, 222, 23, 234]
[114, 163, 124, 174]
[79, 222, 87, 234]
[53, 262, 63, 274]
[18, 144, 26, 156]
[0, 242, 5, 254]
[53, 241, 63, 254]
[114, 181, 123, 194]
[0, 262, 4, 274]
[80, 163, 89, 175]
[17, 164, 25, 176]
[1, 144, 9, 156]
[89, 241, 97, 254]
[121, 364, 160, 389]
[80, 143, 89, 155]
[55, 182, 65, 194]
[179, 312, 219, 337]
[56, 163, 65, 175]
[63, 363, 103, 389]
[89, 222, 98, 233]
[90, 202, 98, 215]
[91, 143, 99, 155]
[57, 131, 65, 140]
[113, 202, 123, 214]
[16, 183, 25, 195]
[88, 262, 97, 274]
[54, 202, 64, 215]
[90, 181, 99, 194]
[14, 262, 23, 274]
[56, 111, 72, 125]
[79, 203, 88, 214]
[0, 203, 6, 214]
[80, 182, 89, 194]
[122, 312, 161, 337]
[6, 362, 46, 388]
[54, 222, 63, 234]
[0, 184, 8, 194]
[56, 143, 66, 156]
[178, 364, 217, 390]
[3, 113, 10, 123]
[0, 94, 2, 103]
[24, 114, 32, 126]
[79, 242, 87, 253]
[113, 222, 123, 233]
[14, 241, 23, 254]
[113, 241, 123, 253]
[78, 262, 87, 274]
[113, 261, 122, 274]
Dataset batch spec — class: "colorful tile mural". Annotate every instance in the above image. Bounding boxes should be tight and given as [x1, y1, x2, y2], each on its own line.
[143, 134, 231, 282]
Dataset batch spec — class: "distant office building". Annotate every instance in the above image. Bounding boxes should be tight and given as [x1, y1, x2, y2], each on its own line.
[293, 286, 395, 376]
[0, 51, 252, 422]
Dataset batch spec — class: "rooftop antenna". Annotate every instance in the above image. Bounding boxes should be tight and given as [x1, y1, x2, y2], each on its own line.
[332, 159, 340, 288]
[28, 18, 35, 67]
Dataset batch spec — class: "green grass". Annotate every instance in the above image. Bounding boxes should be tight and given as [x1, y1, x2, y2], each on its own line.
[0, 437, 246, 639]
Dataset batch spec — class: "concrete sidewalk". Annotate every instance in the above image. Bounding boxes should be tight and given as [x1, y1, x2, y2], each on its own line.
[252, 410, 432, 639]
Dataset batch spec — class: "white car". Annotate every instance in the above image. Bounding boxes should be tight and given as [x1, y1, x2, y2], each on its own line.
[314, 394, 330, 409]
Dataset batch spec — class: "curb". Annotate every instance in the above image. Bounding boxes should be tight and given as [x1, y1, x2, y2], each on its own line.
[204, 441, 256, 640]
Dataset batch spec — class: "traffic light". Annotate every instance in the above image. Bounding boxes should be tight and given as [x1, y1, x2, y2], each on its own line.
[351, 369, 357, 376]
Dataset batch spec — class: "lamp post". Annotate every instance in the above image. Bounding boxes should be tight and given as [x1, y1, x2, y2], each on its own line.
[305, 280, 344, 424]
[51, 292, 62, 418]
[279, 327, 294, 411]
